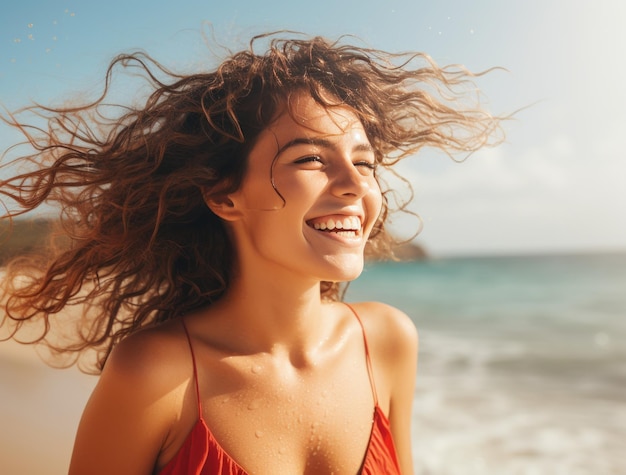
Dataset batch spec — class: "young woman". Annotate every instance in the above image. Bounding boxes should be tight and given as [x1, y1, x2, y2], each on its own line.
[1, 34, 500, 474]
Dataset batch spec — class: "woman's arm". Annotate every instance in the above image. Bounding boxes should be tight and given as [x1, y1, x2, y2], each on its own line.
[69, 331, 185, 475]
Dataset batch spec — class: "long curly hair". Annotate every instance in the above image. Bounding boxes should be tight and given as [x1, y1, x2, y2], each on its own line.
[0, 33, 502, 372]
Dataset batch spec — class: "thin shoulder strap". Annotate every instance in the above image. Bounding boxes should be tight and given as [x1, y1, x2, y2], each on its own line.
[344, 303, 379, 406]
[180, 318, 203, 417]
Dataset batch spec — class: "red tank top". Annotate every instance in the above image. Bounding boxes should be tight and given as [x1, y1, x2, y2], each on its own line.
[159, 305, 401, 474]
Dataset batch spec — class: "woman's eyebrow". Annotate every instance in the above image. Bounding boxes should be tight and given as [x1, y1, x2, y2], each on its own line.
[275, 137, 374, 156]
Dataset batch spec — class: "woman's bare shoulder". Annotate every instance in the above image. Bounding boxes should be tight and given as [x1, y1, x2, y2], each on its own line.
[89, 321, 194, 428]
[103, 320, 191, 382]
[94, 322, 198, 424]
[348, 301, 418, 354]
[347, 301, 418, 393]
[69, 321, 194, 474]
[347, 300, 418, 459]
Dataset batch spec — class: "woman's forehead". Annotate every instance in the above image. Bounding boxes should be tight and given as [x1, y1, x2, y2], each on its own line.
[245, 95, 371, 169]
[267, 93, 366, 144]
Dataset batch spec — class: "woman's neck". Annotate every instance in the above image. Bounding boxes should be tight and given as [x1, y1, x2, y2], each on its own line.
[199, 268, 336, 360]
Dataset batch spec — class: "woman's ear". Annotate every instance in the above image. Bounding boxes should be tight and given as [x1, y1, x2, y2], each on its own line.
[203, 191, 242, 222]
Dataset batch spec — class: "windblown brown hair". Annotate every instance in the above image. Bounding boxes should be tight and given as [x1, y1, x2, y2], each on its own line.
[0, 33, 502, 372]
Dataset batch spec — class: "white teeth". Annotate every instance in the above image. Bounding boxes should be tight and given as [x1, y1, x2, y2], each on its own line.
[312, 217, 362, 232]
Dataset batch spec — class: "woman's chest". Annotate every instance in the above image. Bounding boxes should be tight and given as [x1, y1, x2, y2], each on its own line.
[198, 355, 377, 474]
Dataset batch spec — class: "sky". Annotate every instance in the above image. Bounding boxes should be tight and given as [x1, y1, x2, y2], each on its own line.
[1, 0, 625, 256]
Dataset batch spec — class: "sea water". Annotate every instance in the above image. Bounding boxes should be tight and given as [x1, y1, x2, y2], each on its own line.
[346, 252, 626, 475]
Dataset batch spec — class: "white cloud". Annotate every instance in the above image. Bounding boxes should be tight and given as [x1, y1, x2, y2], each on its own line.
[386, 129, 626, 256]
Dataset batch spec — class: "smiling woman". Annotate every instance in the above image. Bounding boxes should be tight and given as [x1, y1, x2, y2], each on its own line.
[223, 94, 382, 285]
[0, 33, 501, 474]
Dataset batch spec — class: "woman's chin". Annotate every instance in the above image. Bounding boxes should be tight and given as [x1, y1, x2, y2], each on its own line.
[320, 255, 365, 282]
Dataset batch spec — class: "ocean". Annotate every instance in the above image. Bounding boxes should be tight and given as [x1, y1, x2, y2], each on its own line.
[346, 251, 626, 475]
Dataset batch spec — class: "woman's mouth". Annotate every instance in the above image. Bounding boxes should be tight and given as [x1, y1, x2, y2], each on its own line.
[306, 215, 362, 237]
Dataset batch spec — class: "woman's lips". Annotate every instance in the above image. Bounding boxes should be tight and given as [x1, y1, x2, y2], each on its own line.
[306, 215, 362, 232]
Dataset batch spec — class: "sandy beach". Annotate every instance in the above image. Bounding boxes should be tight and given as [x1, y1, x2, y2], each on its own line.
[0, 340, 97, 475]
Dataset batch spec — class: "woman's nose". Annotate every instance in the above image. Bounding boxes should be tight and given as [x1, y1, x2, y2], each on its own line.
[329, 162, 370, 199]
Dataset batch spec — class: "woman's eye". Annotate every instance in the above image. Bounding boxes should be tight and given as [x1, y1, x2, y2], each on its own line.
[355, 161, 377, 171]
[294, 155, 323, 165]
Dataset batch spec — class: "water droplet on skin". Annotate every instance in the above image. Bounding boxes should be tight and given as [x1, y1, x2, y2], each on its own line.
[251, 364, 262, 374]
[255, 430, 264, 438]
[297, 414, 304, 424]
[278, 446, 286, 455]
[247, 399, 261, 410]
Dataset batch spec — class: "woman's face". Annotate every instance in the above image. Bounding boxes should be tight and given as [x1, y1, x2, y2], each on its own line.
[223, 93, 383, 283]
